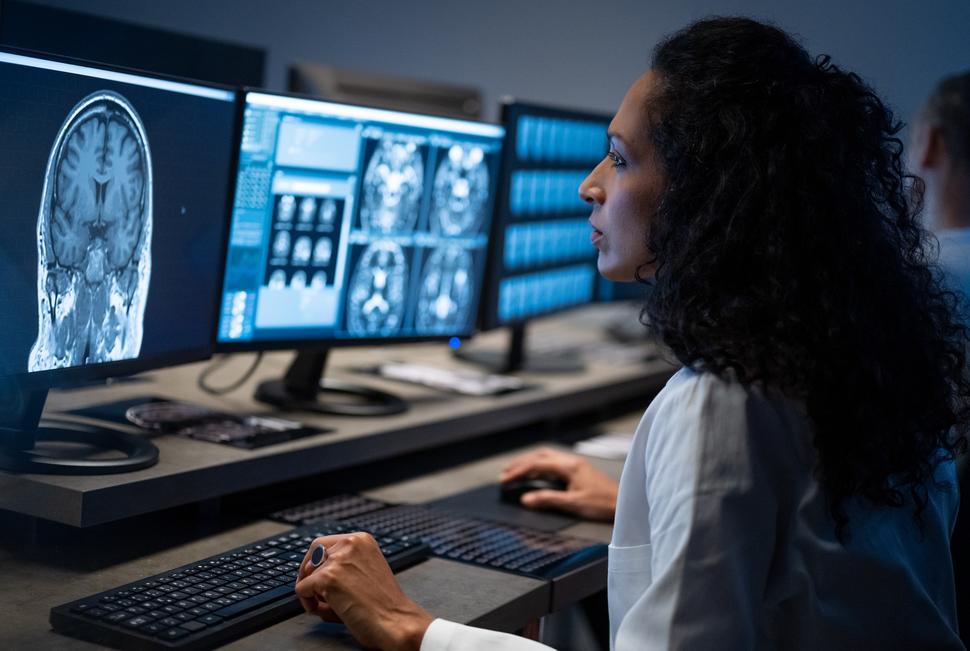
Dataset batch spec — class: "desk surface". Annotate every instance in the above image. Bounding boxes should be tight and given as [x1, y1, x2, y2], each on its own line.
[0, 429, 635, 650]
[0, 306, 674, 527]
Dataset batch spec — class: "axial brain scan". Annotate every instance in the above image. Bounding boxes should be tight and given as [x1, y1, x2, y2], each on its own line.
[416, 245, 473, 333]
[29, 91, 152, 372]
[360, 139, 423, 234]
[347, 241, 408, 335]
[431, 145, 489, 236]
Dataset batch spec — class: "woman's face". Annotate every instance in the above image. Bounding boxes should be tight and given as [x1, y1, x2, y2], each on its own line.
[580, 70, 666, 281]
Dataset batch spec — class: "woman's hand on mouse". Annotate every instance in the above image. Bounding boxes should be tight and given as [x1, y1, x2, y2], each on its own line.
[499, 447, 618, 521]
[295, 532, 433, 651]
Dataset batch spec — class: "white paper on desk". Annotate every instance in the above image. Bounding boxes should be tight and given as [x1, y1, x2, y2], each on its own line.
[574, 431, 635, 460]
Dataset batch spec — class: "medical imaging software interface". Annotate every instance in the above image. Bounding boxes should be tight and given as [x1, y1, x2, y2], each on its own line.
[218, 92, 504, 343]
[0, 51, 237, 379]
[491, 105, 610, 325]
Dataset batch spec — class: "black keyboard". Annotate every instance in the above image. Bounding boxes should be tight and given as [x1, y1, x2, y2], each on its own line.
[274, 495, 607, 580]
[50, 521, 430, 651]
[274, 493, 390, 524]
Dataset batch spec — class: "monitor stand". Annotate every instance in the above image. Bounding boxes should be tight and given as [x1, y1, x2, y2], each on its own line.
[0, 384, 159, 475]
[254, 349, 408, 416]
[454, 323, 585, 374]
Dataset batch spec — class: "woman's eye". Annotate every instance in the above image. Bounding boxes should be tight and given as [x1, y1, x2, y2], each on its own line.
[607, 150, 626, 168]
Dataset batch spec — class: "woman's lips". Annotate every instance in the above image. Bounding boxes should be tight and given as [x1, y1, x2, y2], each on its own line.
[591, 227, 604, 246]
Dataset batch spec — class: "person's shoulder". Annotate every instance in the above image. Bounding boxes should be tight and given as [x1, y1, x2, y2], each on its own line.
[646, 367, 810, 474]
[651, 366, 751, 419]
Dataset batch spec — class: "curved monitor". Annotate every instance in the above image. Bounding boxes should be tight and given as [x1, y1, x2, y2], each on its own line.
[217, 90, 504, 351]
[0, 48, 238, 388]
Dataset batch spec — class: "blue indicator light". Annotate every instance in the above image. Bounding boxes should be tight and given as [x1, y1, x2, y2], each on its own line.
[449, 337, 462, 349]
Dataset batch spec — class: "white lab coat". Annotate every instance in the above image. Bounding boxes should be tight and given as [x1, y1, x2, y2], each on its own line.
[421, 368, 963, 651]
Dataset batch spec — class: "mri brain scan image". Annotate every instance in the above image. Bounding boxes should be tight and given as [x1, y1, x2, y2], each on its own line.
[291, 270, 307, 289]
[292, 236, 312, 265]
[360, 139, 423, 233]
[311, 271, 327, 290]
[29, 91, 152, 371]
[268, 269, 287, 289]
[313, 238, 333, 266]
[417, 245, 473, 333]
[273, 231, 291, 259]
[299, 197, 316, 224]
[347, 241, 408, 335]
[319, 198, 337, 227]
[277, 194, 296, 222]
[430, 145, 490, 236]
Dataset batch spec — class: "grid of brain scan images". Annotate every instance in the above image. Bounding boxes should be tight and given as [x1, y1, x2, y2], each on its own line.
[491, 106, 610, 325]
[218, 93, 503, 344]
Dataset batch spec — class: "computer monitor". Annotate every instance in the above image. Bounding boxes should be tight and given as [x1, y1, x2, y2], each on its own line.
[0, 48, 238, 474]
[457, 100, 611, 373]
[216, 90, 504, 415]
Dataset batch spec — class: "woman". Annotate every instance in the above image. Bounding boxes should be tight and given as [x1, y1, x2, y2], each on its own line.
[294, 17, 969, 650]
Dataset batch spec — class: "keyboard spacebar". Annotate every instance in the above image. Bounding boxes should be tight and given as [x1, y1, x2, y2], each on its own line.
[214, 584, 296, 618]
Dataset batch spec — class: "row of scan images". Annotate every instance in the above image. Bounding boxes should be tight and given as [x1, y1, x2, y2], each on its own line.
[498, 264, 596, 322]
[275, 194, 340, 229]
[359, 139, 494, 237]
[503, 218, 593, 270]
[264, 241, 479, 337]
[515, 116, 608, 165]
[509, 170, 589, 216]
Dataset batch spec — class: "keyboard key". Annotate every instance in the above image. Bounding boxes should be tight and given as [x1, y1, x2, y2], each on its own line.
[180, 620, 207, 632]
[214, 584, 293, 618]
[159, 627, 189, 641]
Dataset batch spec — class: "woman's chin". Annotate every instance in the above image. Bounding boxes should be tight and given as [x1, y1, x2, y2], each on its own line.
[597, 260, 636, 283]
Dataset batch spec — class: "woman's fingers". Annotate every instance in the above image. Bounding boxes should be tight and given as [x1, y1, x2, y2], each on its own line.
[500, 457, 576, 483]
[520, 488, 579, 511]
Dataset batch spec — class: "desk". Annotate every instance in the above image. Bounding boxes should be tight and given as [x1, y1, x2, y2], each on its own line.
[1, 428, 638, 650]
[0, 307, 669, 649]
[0, 306, 674, 527]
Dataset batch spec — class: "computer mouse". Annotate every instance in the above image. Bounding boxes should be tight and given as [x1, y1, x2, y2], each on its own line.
[499, 475, 569, 504]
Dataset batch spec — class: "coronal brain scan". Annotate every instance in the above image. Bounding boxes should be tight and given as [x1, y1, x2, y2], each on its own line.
[29, 91, 153, 371]
[416, 245, 473, 333]
[431, 144, 490, 236]
[347, 241, 408, 335]
[360, 139, 423, 233]
[291, 270, 307, 289]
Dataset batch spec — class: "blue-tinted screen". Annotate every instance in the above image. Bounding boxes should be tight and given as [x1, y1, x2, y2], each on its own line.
[218, 92, 504, 345]
[486, 103, 609, 327]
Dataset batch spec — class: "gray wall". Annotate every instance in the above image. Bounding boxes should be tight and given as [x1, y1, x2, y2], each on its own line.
[21, 0, 970, 127]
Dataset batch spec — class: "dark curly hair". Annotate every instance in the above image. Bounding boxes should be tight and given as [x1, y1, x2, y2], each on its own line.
[641, 17, 970, 537]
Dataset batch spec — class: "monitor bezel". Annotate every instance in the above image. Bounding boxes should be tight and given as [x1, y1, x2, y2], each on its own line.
[214, 87, 505, 354]
[479, 98, 612, 332]
[0, 44, 240, 389]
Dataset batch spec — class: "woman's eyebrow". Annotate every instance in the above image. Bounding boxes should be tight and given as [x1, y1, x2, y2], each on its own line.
[608, 132, 631, 148]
